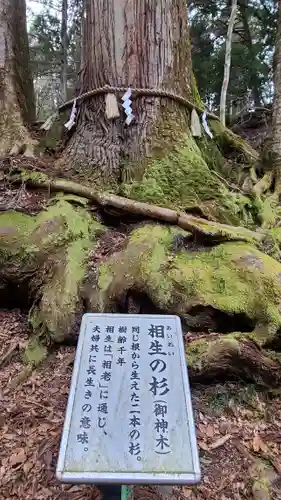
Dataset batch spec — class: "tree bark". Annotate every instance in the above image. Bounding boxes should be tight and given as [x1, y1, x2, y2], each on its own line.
[270, 0, 281, 194]
[220, 0, 238, 126]
[239, 0, 262, 107]
[57, 0, 193, 186]
[60, 0, 68, 103]
[0, 0, 33, 155]
[11, 0, 36, 125]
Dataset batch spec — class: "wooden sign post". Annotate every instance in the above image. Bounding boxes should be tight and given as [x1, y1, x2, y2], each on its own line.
[56, 314, 200, 497]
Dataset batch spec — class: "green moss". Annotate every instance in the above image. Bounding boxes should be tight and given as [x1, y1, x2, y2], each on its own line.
[138, 229, 173, 306]
[98, 264, 114, 292]
[170, 242, 281, 336]
[122, 134, 223, 208]
[0, 197, 105, 341]
[0, 210, 37, 268]
[186, 336, 240, 370]
[0, 197, 103, 266]
[185, 338, 208, 370]
[259, 227, 281, 261]
[23, 337, 47, 367]
[19, 170, 50, 185]
[50, 192, 90, 207]
[250, 462, 271, 500]
[253, 194, 280, 229]
[35, 236, 93, 342]
[181, 215, 262, 243]
[191, 72, 204, 108]
[121, 132, 256, 225]
[92, 224, 281, 343]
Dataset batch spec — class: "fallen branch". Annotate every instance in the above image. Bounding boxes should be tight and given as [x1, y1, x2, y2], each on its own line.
[8, 169, 264, 244]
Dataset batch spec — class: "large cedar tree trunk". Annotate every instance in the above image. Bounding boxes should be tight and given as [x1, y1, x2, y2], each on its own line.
[0, 0, 34, 155]
[58, 0, 193, 185]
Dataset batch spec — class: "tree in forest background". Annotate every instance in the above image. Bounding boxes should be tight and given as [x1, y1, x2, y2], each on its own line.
[190, 0, 276, 116]
[219, 0, 238, 126]
[269, 0, 281, 193]
[28, 0, 82, 119]
[27, 0, 277, 121]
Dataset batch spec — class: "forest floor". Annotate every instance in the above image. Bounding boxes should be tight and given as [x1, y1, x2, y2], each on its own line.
[1, 310, 281, 500]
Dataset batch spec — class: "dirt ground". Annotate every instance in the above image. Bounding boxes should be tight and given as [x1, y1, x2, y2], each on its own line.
[1, 310, 281, 500]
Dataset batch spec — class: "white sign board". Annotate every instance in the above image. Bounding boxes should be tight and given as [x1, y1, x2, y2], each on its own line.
[56, 314, 200, 485]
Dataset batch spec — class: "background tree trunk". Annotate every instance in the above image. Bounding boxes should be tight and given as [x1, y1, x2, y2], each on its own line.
[270, 0, 281, 194]
[239, 0, 262, 107]
[0, 0, 33, 155]
[58, 0, 193, 186]
[60, 0, 68, 103]
[220, 0, 238, 126]
[11, 0, 36, 125]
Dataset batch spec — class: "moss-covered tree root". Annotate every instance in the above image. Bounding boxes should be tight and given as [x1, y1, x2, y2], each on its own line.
[3, 166, 274, 245]
[1, 200, 281, 385]
[0, 195, 104, 344]
[186, 336, 281, 387]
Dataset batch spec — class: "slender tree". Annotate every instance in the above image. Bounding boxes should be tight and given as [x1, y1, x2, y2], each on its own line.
[60, 0, 68, 102]
[239, 0, 262, 107]
[270, 0, 281, 193]
[220, 0, 238, 125]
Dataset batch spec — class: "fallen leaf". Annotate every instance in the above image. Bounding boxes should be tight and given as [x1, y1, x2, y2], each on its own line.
[23, 461, 33, 474]
[10, 448, 26, 466]
[182, 487, 193, 498]
[205, 424, 215, 438]
[198, 440, 209, 451]
[43, 450, 53, 466]
[209, 434, 231, 449]
[198, 423, 206, 433]
[252, 436, 268, 454]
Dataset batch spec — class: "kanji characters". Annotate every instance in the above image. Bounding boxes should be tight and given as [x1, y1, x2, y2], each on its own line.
[149, 376, 170, 396]
[77, 432, 88, 444]
[148, 324, 165, 339]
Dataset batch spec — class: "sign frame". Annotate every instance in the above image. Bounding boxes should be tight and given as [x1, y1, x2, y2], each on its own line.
[56, 314, 201, 485]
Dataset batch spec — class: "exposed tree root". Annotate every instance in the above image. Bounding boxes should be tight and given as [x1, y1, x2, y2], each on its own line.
[187, 336, 281, 387]
[9, 140, 38, 157]
[6, 168, 265, 244]
[9, 366, 33, 390]
[210, 119, 259, 163]
[1, 173, 281, 387]
[0, 342, 19, 368]
[253, 172, 273, 196]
